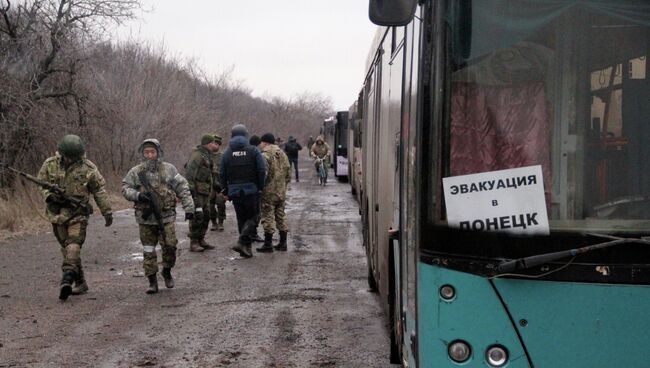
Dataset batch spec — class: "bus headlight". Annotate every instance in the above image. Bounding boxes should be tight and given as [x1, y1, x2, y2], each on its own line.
[448, 340, 471, 363]
[486, 345, 508, 367]
[439, 285, 456, 301]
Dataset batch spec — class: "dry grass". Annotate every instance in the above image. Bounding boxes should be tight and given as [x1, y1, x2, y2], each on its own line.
[0, 182, 132, 243]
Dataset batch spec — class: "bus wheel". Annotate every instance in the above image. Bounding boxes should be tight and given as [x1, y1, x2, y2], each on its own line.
[367, 263, 377, 292]
[389, 240, 400, 364]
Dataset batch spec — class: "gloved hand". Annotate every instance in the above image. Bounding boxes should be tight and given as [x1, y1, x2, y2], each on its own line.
[185, 212, 194, 221]
[195, 208, 204, 222]
[46, 193, 64, 204]
[137, 192, 152, 204]
[104, 214, 113, 227]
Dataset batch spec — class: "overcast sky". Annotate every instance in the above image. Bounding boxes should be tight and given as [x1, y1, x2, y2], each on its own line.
[116, 0, 378, 111]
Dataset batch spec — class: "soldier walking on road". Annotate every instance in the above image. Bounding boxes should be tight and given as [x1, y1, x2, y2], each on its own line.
[307, 136, 315, 151]
[257, 133, 291, 252]
[37, 134, 113, 300]
[122, 139, 196, 294]
[283, 135, 302, 182]
[185, 134, 221, 252]
[209, 134, 227, 232]
[219, 124, 266, 258]
[248, 134, 265, 243]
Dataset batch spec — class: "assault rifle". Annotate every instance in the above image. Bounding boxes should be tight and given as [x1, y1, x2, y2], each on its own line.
[9, 167, 90, 213]
[137, 170, 167, 244]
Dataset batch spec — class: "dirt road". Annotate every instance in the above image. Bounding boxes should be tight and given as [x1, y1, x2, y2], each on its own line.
[0, 160, 394, 367]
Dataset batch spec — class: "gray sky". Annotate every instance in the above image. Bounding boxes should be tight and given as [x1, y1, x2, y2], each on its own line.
[117, 0, 378, 111]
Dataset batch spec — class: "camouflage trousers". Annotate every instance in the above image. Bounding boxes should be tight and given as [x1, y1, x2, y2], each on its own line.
[189, 194, 211, 240]
[209, 192, 226, 222]
[261, 195, 288, 234]
[52, 219, 88, 280]
[139, 223, 178, 276]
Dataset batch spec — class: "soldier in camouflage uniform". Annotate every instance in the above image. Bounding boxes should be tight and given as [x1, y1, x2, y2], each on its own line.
[185, 134, 221, 252]
[257, 133, 291, 252]
[37, 134, 113, 300]
[122, 139, 196, 294]
[208, 134, 227, 232]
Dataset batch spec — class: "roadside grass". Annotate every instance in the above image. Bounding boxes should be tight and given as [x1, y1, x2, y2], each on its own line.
[0, 179, 132, 243]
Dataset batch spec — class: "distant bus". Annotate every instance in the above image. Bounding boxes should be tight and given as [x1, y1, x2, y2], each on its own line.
[360, 0, 650, 367]
[322, 112, 349, 180]
[348, 99, 362, 199]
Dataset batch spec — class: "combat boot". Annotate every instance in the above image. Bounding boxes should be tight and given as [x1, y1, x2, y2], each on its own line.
[256, 233, 274, 253]
[243, 243, 253, 258]
[59, 271, 75, 300]
[217, 219, 224, 232]
[199, 238, 215, 250]
[189, 239, 205, 252]
[274, 231, 288, 251]
[146, 274, 158, 294]
[71, 280, 89, 295]
[161, 267, 174, 289]
[231, 241, 246, 257]
[210, 219, 218, 231]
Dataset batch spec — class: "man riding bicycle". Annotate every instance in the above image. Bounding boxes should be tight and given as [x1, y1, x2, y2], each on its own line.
[309, 136, 331, 183]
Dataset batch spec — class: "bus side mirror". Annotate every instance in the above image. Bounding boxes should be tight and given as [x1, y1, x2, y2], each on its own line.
[369, 0, 417, 26]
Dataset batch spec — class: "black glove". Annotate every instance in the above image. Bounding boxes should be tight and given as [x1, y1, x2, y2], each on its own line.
[46, 193, 64, 204]
[195, 208, 204, 222]
[185, 212, 194, 221]
[137, 192, 152, 204]
[104, 214, 113, 227]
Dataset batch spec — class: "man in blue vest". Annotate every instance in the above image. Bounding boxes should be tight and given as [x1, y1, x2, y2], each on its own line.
[219, 123, 267, 258]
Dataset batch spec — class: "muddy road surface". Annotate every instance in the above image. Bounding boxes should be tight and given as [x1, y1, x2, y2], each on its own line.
[0, 161, 395, 368]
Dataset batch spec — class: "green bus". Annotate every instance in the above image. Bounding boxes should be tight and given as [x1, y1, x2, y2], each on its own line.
[359, 0, 650, 366]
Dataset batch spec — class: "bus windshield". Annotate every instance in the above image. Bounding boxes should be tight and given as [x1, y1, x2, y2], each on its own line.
[438, 0, 650, 234]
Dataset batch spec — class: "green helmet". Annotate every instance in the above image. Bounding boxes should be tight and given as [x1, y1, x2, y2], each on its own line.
[58, 134, 85, 158]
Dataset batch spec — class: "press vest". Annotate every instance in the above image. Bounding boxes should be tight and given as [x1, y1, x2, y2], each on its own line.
[227, 146, 258, 185]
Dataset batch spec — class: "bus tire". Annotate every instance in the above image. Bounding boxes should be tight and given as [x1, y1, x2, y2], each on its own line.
[367, 263, 378, 292]
[389, 240, 400, 364]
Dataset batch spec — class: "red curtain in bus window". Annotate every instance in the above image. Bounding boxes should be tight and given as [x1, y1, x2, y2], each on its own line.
[450, 81, 551, 201]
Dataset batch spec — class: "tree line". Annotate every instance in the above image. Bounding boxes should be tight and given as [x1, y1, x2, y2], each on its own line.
[0, 0, 332, 192]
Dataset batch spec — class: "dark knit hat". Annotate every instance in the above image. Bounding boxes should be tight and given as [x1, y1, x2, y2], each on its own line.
[249, 135, 261, 146]
[201, 134, 216, 145]
[213, 134, 222, 144]
[261, 133, 275, 144]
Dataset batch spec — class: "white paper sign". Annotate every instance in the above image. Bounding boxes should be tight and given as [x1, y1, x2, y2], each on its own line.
[336, 156, 348, 177]
[442, 165, 549, 235]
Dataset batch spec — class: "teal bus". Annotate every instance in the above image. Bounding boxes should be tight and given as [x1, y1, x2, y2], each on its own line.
[358, 0, 650, 366]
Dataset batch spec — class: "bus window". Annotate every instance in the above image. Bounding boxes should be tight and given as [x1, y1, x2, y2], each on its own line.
[432, 0, 650, 233]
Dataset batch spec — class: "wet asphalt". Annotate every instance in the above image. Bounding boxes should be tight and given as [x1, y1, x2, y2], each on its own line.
[0, 156, 395, 367]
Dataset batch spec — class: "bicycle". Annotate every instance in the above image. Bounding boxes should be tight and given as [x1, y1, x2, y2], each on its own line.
[315, 157, 328, 186]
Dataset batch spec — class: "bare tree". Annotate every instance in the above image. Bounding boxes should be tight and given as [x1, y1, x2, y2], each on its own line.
[0, 0, 141, 185]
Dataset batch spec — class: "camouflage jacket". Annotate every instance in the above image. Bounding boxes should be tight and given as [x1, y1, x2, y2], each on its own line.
[261, 144, 290, 201]
[37, 153, 112, 225]
[122, 161, 195, 225]
[209, 150, 223, 190]
[310, 142, 331, 160]
[185, 146, 213, 197]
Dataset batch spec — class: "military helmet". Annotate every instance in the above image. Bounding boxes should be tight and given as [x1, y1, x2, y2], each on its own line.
[138, 138, 163, 158]
[231, 123, 249, 138]
[58, 134, 85, 158]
